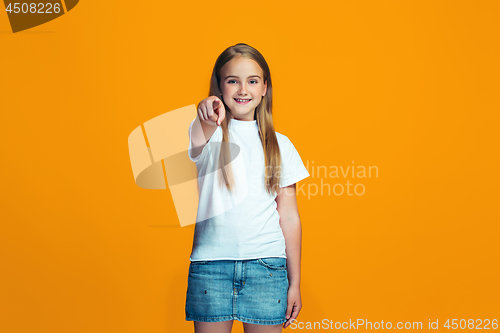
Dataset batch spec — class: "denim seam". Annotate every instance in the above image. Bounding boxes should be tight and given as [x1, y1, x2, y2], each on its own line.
[185, 315, 235, 322]
[236, 315, 287, 325]
[232, 262, 237, 316]
[257, 258, 287, 271]
[186, 314, 287, 325]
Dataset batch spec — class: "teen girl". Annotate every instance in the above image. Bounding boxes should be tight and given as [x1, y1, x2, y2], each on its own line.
[186, 43, 310, 333]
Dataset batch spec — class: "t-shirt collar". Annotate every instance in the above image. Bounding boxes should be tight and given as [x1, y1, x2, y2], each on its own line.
[228, 117, 258, 131]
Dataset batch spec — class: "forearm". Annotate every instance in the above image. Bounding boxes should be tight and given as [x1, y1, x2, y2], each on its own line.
[281, 217, 302, 288]
[190, 115, 217, 157]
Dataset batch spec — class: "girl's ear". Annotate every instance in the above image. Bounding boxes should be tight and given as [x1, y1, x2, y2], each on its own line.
[263, 80, 268, 97]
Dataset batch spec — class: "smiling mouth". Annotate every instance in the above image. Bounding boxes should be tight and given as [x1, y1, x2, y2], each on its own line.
[234, 98, 252, 104]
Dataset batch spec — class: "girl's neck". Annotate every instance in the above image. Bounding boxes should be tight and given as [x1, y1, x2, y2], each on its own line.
[229, 111, 254, 122]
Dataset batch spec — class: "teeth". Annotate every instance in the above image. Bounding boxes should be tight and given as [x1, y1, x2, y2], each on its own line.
[236, 99, 250, 102]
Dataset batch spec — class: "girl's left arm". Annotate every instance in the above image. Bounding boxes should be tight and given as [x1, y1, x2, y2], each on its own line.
[276, 183, 302, 328]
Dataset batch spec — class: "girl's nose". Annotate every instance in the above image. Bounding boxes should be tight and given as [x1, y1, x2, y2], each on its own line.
[238, 84, 248, 95]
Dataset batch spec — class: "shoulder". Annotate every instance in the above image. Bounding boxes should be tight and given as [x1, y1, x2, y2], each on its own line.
[275, 131, 297, 153]
[275, 131, 291, 145]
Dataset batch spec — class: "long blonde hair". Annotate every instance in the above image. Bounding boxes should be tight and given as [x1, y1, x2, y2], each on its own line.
[206, 43, 282, 195]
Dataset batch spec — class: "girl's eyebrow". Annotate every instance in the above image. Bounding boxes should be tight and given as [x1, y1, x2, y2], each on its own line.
[225, 75, 261, 80]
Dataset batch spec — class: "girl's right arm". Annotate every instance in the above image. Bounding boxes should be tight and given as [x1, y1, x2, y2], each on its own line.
[190, 96, 226, 160]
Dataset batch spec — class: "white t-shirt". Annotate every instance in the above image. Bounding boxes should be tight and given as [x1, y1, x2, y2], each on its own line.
[187, 117, 310, 261]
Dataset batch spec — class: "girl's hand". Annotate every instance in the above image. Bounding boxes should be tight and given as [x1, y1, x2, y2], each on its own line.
[197, 96, 226, 127]
[283, 285, 302, 329]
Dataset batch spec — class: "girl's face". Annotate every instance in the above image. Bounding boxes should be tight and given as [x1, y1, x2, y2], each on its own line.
[219, 56, 267, 121]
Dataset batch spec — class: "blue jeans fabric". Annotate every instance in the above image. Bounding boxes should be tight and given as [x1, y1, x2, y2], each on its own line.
[185, 257, 289, 325]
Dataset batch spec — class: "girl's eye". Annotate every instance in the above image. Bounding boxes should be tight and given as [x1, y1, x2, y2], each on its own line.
[227, 79, 259, 84]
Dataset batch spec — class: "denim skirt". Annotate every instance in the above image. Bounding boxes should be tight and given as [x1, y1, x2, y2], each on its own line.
[185, 257, 289, 325]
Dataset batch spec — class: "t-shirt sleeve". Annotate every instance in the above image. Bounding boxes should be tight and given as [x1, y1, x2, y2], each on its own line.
[279, 136, 310, 188]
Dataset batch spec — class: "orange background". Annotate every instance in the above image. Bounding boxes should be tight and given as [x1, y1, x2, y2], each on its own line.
[1, 1, 499, 332]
